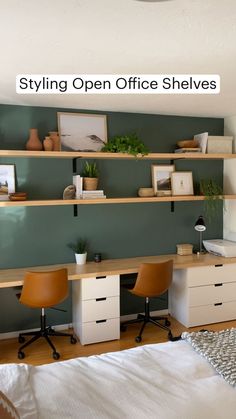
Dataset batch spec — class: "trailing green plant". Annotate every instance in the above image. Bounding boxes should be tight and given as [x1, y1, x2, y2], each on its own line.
[200, 178, 224, 221]
[81, 161, 98, 178]
[68, 239, 87, 254]
[101, 133, 149, 156]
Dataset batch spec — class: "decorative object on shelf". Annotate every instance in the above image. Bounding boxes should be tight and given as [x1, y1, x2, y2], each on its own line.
[176, 243, 193, 256]
[138, 187, 154, 197]
[151, 164, 175, 196]
[63, 185, 76, 200]
[81, 161, 99, 191]
[102, 133, 148, 157]
[73, 175, 83, 199]
[49, 131, 61, 151]
[177, 139, 198, 148]
[171, 171, 194, 196]
[199, 178, 224, 221]
[57, 112, 107, 151]
[9, 192, 27, 201]
[194, 132, 208, 154]
[0, 164, 15, 201]
[26, 128, 43, 151]
[68, 239, 88, 265]
[94, 253, 102, 263]
[194, 215, 206, 254]
[43, 136, 53, 151]
[82, 190, 106, 199]
[207, 136, 233, 154]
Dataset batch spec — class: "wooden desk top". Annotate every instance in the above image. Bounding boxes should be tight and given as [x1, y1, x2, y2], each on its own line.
[1, 253, 236, 288]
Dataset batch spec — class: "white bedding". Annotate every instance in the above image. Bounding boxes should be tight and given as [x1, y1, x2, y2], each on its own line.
[0, 340, 235, 419]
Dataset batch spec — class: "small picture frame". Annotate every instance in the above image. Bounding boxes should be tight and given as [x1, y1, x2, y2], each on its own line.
[0, 164, 16, 200]
[151, 164, 175, 196]
[171, 171, 194, 196]
[57, 112, 107, 152]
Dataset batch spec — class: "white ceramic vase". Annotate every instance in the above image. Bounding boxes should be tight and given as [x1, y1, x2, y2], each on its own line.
[75, 252, 87, 265]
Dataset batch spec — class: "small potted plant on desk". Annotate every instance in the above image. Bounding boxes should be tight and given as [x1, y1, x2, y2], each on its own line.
[68, 239, 88, 265]
[81, 161, 99, 191]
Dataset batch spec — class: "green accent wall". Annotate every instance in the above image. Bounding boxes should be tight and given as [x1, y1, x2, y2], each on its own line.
[0, 104, 224, 332]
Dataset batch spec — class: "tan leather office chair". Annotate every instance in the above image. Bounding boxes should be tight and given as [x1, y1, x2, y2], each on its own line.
[17, 268, 76, 360]
[121, 261, 180, 342]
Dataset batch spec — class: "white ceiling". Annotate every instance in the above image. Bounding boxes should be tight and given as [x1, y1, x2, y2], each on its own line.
[1, 0, 236, 118]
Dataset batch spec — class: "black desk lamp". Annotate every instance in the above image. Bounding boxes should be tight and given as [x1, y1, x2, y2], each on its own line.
[194, 215, 206, 254]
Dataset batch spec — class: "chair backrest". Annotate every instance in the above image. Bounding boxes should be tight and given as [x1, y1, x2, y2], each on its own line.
[131, 260, 173, 297]
[20, 268, 68, 308]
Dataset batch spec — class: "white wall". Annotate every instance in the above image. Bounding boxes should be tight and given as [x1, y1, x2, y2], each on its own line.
[224, 116, 236, 241]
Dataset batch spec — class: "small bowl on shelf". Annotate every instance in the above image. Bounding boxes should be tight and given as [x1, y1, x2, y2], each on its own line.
[9, 192, 27, 201]
[138, 188, 154, 197]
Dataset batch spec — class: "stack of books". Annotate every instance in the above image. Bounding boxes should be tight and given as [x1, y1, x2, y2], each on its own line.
[82, 190, 106, 199]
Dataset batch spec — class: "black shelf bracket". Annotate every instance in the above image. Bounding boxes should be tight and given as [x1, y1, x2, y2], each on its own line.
[73, 205, 78, 217]
[72, 158, 78, 173]
[171, 201, 175, 212]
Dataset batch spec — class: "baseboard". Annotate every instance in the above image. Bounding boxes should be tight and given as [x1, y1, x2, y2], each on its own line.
[120, 309, 168, 322]
[0, 323, 73, 341]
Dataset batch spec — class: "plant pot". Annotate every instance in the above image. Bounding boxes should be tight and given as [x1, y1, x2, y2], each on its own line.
[75, 252, 87, 265]
[83, 177, 98, 191]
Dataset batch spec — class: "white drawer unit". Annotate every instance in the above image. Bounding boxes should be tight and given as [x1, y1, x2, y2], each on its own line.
[72, 275, 120, 345]
[169, 263, 236, 327]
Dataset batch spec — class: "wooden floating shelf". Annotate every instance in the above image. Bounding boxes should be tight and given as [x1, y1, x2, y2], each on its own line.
[0, 195, 235, 208]
[0, 150, 236, 160]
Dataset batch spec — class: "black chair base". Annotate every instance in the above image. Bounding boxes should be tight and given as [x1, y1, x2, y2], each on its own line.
[18, 314, 76, 360]
[120, 300, 181, 342]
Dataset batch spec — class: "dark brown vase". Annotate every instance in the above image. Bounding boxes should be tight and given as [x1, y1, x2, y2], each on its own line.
[26, 128, 43, 151]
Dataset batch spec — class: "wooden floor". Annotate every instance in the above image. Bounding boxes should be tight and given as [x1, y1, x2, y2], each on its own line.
[1, 317, 236, 366]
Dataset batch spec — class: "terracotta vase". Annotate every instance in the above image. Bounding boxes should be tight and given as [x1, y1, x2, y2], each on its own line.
[43, 136, 53, 151]
[26, 128, 43, 151]
[49, 131, 60, 151]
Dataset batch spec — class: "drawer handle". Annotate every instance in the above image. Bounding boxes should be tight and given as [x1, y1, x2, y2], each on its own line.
[96, 297, 107, 302]
[96, 319, 107, 324]
[214, 302, 222, 306]
[214, 264, 223, 267]
[214, 283, 223, 287]
[96, 276, 106, 279]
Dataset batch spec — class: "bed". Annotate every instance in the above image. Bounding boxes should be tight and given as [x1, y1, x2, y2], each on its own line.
[0, 331, 235, 419]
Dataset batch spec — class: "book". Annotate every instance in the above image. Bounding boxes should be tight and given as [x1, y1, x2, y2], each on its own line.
[82, 195, 106, 199]
[82, 190, 104, 195]
[174, 148, 202, 153]
[73, 175, 83, 199]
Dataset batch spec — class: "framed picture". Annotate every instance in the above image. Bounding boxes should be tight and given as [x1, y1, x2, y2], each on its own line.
[0, 164, 16, 200]
[151, 165, 175, 196]
[57, 112, 107, 152]
[171, 171, 194, 196]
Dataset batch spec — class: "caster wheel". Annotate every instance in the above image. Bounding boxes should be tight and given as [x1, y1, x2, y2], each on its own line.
[53, 352, 60, 360]
[18, 351, 25, 360]
[135, 336, 142, 343]
[165, 319, 171, 327]
[70, 336, 77, 344]
[18, 336, 25, 344]
[120, 324, 127, 332]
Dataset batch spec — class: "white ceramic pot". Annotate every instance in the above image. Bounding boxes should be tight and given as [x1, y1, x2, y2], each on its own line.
[75, 252, 87, 265]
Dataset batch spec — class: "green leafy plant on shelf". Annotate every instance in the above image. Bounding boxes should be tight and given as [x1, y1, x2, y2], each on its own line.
[199, 178, 224, 221]
[68, 239, 88, 254]
[81, 161, 98, 178]
[101, 133, 149, 157]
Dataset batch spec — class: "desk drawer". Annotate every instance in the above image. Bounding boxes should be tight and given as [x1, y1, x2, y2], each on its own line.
[189, 282, 236, 307]
[186, 264, 236, 287]
[81, 275, 120, 300]
[81, 296, 120, 322]
[79, 318, 120, 345]
[188, 301, 236, 327]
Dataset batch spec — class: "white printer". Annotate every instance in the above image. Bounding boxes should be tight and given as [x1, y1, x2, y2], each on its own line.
[203, 239, 236, 257]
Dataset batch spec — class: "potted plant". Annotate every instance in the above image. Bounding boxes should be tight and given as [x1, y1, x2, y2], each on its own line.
[81, 161, 99, 191]
[199, 178, 224, 221]
[68, 239, 88, 265]
[101, 133, 149, 157]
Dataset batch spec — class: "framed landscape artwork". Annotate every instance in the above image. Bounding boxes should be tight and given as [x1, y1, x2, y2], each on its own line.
[0, 164, 15, 200]
[151, 165, 175, 196]
[57, 112, 107, 152]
